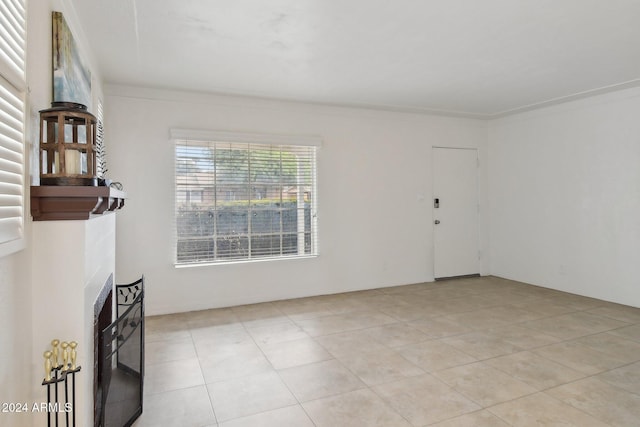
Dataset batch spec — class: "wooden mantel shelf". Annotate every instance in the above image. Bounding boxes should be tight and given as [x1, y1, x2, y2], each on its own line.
[31, 186, 126, 221]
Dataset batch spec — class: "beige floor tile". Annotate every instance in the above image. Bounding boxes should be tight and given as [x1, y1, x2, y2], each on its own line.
[315, 329, 389, 359]
[513, 300, 578, 317]
[477, 290, 540, 306]
[380, 282, 436, 295]
[533, 340, 628, 375]
[134, 385, 216, 427]
[596, 361, 640, 395]
[406, 316, 472, 339]
[144, 358, 205, 395]
[573, 332, 640, 364]
[246, 321, 309, 346]
[443, 331, 522, 360]
[398, 292, 471, 307]
[231, 302, 290, 328]
[184, 307, 239, 329]
[415, 287, 478, 302]
[339, 348, 425, 386]
[357, 293, 405, 310]
[547, 377, 640, 426]
[362, 322, 430, 348]
[189, 322, 246, 340]
[207, 371, 297, 422]
[241, 316, 294, 329]
[437, 296, 497, 314]
[433, 362, 537, 407]
[272, 298, 335, 321]
[278, 359, 366, 402]
[145, 313, 191, 342]
[588, 303, 640, 324]
[192, 327, 258, 357]
[231, 302, 283, 321]
[428, 410, 511, 427]
[489, 392, 609, 426]
[378, 301, 444, 321]
[484, 351, 586, 390]
[397, 340, 476, 372]
[444, 309, 515, 330]
[331, 309, 399, 329]
[145, 336, 197, 365]
[488, 304, 548, 321]
[522, 311, 629, 340]
[487, 324, 561, 349]
[260, 337, 333, 370]
[295, 310, 395, 336]
[144, 276, 640, 427]
[325, 297, 374, 314]
[372, 374, 480, 426]
[509, 284, 565, 299]
[302, 388, 412, 427]
[608, 324, 640, 342]
[445, 304, 542, 330]
[218, 405, 314, 427]
[199, 347, 273, 383]
[189, 321, 244, 340]
[544, 294, 607, 311]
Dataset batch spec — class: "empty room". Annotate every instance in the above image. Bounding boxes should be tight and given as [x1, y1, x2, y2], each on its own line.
[1, 1, 639, 426]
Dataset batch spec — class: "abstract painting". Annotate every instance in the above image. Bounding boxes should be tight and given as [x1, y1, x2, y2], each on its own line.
[52, 11, 92, 109]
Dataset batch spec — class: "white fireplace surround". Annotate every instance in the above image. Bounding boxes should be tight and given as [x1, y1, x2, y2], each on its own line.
[31, 214, 116, 427]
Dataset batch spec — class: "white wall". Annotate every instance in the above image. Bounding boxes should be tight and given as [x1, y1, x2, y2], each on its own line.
[0, 251, 31, 426]
[488, 86, 640, 307]
[105, 86, 488, 315]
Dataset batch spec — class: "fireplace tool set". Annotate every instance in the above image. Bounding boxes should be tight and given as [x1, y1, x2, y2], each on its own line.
[42, 339, 81, 427]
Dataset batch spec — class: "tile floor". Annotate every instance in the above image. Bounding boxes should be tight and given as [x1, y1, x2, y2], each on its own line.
[133, 276, 640, 426]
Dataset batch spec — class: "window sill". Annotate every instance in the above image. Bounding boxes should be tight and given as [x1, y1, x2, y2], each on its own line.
[174, 254, 318, 269]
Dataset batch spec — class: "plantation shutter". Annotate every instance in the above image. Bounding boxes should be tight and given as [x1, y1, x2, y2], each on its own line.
[172, 129, 320, 265]
[0, 0, 25, 248]
[0, 0, 26, 90]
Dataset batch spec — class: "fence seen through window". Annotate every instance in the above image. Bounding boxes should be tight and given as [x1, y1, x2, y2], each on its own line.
[175, 139, 317, 264]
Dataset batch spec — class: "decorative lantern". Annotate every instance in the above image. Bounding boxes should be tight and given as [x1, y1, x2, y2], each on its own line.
[39, 102, 97, 186]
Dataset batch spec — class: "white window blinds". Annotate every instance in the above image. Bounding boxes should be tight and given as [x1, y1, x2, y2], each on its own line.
[0, 0, 25, 252]
[173, 130, 319, 265]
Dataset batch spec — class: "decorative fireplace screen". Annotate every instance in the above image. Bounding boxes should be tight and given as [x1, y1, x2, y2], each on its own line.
[97, 277, 144, 427]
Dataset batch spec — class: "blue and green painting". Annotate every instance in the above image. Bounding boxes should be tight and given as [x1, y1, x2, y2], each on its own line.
[52, 11, 91, 109]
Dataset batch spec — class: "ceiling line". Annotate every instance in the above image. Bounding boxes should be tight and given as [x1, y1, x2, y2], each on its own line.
[491, 78, 640, 118]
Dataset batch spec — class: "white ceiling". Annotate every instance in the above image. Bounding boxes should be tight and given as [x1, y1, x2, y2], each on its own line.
[72, 0, 640, 117]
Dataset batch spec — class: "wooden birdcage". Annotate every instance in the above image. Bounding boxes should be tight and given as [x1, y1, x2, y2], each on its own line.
[39, 102, 98, 186]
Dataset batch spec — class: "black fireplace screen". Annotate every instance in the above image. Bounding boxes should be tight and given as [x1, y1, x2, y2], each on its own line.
[97, 277, 144, 427]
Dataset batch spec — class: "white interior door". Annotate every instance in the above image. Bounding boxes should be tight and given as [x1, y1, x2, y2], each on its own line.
[433, 147, 479, 279]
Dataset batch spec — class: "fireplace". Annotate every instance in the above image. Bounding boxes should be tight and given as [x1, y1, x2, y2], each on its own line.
[32, 214, 122, 426]
[95, 277, 145, 427]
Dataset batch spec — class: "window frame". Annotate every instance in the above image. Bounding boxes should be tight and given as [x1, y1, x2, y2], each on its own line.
[171, 129, 321, 266]
[0, 0, 26, 258]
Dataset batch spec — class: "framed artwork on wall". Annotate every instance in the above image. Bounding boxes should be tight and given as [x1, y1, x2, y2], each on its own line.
[52, 11, 92, 109]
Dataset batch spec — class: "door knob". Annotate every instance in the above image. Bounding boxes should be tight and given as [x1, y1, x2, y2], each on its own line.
[434, 220, 440, 224]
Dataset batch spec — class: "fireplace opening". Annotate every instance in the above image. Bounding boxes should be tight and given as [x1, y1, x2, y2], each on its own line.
[94, 275, 113, 425]
[94, 276, 145, 427]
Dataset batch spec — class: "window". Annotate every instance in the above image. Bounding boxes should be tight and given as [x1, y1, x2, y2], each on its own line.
[0, 0, 26, 256]
[172, 129, 320, 265]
